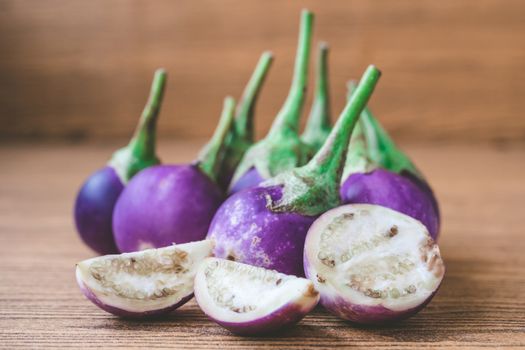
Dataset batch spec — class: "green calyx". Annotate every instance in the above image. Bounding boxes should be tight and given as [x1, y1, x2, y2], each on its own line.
[342, 81, 422, 181]
[301, 42, 331, 152]
[264, 65, 381, 216]
[109, 69, 167, 183]
[230, 9, 315, 187]
[196, 97, 236, 184]
[218, 51, 274, 188]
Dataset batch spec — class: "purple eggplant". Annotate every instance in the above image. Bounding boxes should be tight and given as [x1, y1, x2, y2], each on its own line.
[194, 257, 319, 335]
[113, 97, 236, 252]
[228, 10, 315, 194]
[303, 204, 445, 324]
[76, 240, 214, 317]
[74, 69, 167, 255]
[341, 82, 440, 239]
[208, 185, 316, 275]
[208, 65, 382, 276]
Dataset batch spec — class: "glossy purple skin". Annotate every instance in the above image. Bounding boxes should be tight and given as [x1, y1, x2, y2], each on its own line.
[74, 166, 122, 255]
[340, 168, 440, 240]
[77, 277, 193, 318]
[207, 186, 316, 276]
[402, 170, 441, 224]
[229, 167, 265, 195]
[317, 291, 438, 325]
[113, 164, 223, 252]
[207, 301, 313, 336]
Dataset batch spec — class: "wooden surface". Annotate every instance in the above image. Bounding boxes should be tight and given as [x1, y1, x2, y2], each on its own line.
[0, 140, 524, 349]
[1, 0, 525, 143]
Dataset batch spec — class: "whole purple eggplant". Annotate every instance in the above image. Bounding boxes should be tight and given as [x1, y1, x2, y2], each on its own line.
[112, 52, 274, 253]
[208, 65, 382, 276]
[113, 97, 236, 252]
[74, 69, 167, 255]
[340, 82, 440, 239]
[229, 10, 315, 194]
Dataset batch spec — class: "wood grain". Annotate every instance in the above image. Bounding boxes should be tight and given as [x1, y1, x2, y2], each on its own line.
[1, 0, 525, 143]
[0, 141, 524, 348]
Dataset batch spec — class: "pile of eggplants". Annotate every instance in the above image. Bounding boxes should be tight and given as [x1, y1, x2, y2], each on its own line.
[73, 8, 445, 334]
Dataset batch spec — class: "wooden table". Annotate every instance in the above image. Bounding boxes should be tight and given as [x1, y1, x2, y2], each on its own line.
[1, 141, 524, 349]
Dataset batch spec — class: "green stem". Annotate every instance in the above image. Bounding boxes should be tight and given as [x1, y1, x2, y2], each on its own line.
[265, 65, 381, 216]
[128, 69, 167, 161]
[307, 67, 381, 180]
[302, 42, 331, 150]
[268, 9, 314, 137]
[345, 81, 421, 178]
[228, 10, 314, 185]
[109, 69, 167, 182]
[345, 80, 383, 168]
[234, 51, 274, 142]
[197, 97, 236, 183]
[218, 52, 274, 189]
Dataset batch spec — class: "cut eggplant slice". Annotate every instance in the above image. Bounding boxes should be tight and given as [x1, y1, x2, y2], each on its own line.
[194, 258, 319, 335]
[76, 240, 213, 317]
[304, 204, 445, 324]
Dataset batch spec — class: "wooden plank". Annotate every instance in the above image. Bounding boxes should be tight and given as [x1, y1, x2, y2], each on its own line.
[0, 141, 524, 348]
[1, 0, 525, 142]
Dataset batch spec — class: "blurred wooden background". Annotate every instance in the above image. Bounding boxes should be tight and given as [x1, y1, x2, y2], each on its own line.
[1, 0, 524, 143]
